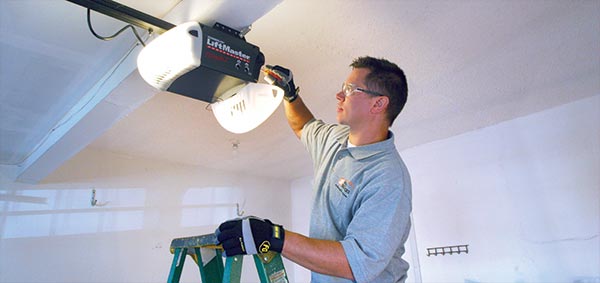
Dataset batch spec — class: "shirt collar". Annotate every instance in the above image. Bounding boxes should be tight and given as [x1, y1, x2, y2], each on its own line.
[337, 131, 396, 160]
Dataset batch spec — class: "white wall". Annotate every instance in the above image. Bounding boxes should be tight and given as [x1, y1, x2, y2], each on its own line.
[0, 149, 293, 283]
[402, 95, 599, 282]
[289, 176, 313, 283]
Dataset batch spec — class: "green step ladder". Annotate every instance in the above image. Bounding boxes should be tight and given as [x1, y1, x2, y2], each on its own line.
[168, 233, 289, 283]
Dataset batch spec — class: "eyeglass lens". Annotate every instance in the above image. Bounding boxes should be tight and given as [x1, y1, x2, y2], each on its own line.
[342, 83, 354, 96]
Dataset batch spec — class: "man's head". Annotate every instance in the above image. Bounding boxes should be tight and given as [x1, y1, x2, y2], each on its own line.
[348, 56, 408, 126]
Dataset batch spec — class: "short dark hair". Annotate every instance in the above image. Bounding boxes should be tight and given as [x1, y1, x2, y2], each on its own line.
[350, 56, 408, 126]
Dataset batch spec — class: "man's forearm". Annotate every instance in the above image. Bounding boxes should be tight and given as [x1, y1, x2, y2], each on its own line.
[282, 230, 354, 280]
[283, 96, 314, 138]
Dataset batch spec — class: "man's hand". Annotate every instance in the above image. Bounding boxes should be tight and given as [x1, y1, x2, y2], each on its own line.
[263, 65, 299, 102]
[216, 216, 285, 257]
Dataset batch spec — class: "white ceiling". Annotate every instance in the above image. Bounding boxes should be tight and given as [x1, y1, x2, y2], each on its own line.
[1, 0, 599, 183]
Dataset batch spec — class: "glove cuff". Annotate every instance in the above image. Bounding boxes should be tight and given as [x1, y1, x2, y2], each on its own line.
[269, 223, 285, 253]
[258, 219, 285, 254]
[284, 87, 299, 103]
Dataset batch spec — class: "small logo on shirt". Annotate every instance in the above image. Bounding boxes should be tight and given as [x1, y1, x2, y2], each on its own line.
[335, 178, 353, 197]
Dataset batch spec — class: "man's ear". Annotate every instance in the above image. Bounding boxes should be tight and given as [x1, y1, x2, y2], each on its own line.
[371, 96, 389, 114]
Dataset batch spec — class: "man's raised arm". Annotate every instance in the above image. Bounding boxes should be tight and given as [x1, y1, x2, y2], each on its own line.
[263, 65, 314, 138]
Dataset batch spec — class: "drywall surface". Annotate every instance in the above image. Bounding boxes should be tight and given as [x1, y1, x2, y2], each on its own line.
[0, 149, 293, 283]
[402, 95, 599, 282]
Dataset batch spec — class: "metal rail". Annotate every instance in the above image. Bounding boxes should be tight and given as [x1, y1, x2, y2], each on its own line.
[65, 0, 175, 34]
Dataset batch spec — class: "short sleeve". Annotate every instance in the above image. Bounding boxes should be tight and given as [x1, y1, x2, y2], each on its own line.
[301, 119, 349, 169]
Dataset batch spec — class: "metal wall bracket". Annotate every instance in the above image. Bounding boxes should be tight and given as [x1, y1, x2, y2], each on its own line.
[426, 244, 469, 256]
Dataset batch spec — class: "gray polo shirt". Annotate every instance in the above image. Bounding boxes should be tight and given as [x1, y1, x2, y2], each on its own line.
[301, 119, 412, 283]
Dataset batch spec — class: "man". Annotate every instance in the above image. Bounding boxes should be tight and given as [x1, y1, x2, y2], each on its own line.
[217, 56, 412, 282]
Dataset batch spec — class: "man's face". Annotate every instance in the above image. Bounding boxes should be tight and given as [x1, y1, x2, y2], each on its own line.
[335, 68, 377, 127]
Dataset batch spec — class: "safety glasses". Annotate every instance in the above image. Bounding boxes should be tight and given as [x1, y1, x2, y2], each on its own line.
[341, 82, 384, 97]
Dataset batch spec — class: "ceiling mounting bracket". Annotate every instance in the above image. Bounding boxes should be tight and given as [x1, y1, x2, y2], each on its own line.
[213, 22, 246, 39]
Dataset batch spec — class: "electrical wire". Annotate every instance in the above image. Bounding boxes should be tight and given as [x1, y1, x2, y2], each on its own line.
[86, 9, 146, 47]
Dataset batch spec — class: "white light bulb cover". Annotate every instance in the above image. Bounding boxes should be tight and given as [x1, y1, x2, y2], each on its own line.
[137, 22, 202, 90]
[211, 83, 284, 134]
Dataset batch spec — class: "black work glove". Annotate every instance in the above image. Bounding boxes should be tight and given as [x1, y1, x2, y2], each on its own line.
[263, 65, 299, 102]
[216, 216, 285, 257]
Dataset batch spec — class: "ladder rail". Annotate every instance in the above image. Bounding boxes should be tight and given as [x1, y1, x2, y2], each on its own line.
[167, 248, 187, 283]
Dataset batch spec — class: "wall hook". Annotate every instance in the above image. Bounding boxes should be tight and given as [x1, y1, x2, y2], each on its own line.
[91, 189, 98, 206]
[236, 203, 245, 216]
[90, 189, 108, 207]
